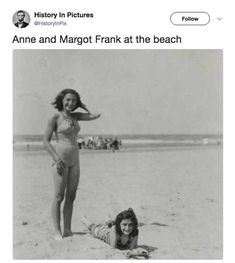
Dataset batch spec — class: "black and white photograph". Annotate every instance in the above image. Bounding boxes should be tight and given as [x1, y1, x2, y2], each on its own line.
[13, 49, 223, 259]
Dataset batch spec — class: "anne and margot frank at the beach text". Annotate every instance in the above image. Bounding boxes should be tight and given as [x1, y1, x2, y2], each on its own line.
[12, 34, 182, 45]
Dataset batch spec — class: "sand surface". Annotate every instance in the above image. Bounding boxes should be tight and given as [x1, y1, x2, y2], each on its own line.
[13, 146, 222, 259]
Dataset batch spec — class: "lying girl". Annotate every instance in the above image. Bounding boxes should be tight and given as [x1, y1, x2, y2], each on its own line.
[81, 208, 149, 258]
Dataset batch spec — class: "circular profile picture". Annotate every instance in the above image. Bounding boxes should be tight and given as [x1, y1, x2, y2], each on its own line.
[13, 10, 30, 28]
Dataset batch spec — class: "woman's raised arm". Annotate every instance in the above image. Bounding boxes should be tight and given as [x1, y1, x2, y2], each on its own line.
[72, 112, 101, 121]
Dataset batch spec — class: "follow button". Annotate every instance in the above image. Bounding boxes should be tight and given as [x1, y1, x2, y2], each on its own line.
[170, 12, 210, 26]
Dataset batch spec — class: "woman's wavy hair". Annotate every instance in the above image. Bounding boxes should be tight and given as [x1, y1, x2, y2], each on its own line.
[52, 89, 83, 111]
[115, 208, 139, 237]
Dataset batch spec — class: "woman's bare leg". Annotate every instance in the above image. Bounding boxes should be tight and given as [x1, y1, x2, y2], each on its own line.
[63, 164, 80, 237]
[52, 166, 68, 240]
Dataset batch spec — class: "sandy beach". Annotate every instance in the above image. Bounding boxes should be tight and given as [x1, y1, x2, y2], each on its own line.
[13, 145, 222, 259]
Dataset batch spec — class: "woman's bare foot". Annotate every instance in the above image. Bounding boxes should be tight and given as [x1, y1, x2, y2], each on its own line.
[63, 231, 73, 238]
[106, 213, 112, 221]
[53, 229, 63, 241]
[54, 233, 63, 241]
[105, 214, 115, 227]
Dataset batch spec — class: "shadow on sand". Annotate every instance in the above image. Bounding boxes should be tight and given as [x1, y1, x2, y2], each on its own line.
[138, 245, 158, 253]
[72, 231, 88, 236]
[138, 222, 169, 227]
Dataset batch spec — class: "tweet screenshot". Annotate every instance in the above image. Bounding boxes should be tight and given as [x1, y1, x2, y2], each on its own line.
[4, 0, 233, 262]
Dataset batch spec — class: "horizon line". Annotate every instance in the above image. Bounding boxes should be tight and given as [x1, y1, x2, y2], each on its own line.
[13, 133, 223, 136]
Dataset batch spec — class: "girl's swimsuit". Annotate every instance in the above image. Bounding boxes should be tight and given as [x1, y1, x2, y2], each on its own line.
[55, 116, 80, 167]
[117, 236, 132, 250]
[90, 224, 132, 250]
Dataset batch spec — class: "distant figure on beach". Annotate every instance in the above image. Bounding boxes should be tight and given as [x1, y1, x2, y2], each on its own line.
[43, 89, 100, 240]
[110, 137, 121, 152]
[77, 137, 85, 149]
[81, 208, 149, 258]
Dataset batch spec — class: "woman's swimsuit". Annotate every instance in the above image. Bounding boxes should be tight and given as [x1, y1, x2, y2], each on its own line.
[55, 115, 80, 167]
[117, 236, 132, 250]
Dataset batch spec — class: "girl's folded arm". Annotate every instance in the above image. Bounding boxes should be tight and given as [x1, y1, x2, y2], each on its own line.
[129, 235, 138, 249]
[124, 235, 139, 257]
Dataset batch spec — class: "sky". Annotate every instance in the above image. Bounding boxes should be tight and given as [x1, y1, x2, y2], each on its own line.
[13, 49, 222, 135]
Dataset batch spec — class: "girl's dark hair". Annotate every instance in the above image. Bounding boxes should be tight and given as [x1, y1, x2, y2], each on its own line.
[115, 208, 139, 237]
[52, 89, 83, 111]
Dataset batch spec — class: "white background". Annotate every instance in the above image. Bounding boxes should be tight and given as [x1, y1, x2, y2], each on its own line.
[1, 0, 234, 262]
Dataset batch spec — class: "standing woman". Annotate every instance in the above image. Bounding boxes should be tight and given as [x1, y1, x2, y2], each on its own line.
[43, 89, 100, 240]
